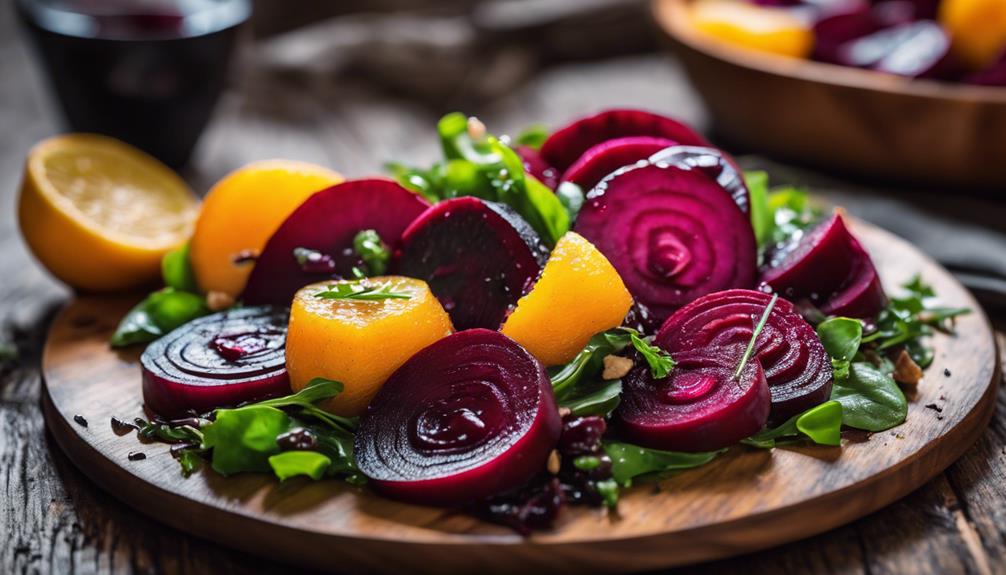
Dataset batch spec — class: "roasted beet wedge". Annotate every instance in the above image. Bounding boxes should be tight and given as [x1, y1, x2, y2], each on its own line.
[761, 213, 886, 318]
[517, 145, 559, 190]
[560, 136, 677, 193]
[656, 289, 833, 422]
[617, 351, 770, 452]
[354, 329, 562, 506]
[242, 178, 429, 306]
[574, 158, 756, 331]
[394, 197, 549, 330]
[142, 306, 290, 417]
[540, 109, 711, 173]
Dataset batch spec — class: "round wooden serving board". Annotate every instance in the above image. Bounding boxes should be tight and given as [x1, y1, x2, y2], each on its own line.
[42, 220, 999, 574]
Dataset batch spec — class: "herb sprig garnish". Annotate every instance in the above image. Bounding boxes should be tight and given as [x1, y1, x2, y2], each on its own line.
[629, 333, 675, 380]
[352, 229, 390, 277]
[736, 293, 778, 378]
[313, 281, 411, 301]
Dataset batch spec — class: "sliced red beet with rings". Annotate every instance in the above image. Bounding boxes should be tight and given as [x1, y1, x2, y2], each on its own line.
[560, 136, 677, 193]
[616, 350, 770, 452]
[656, 289, 833, 423]
[394, 197, 549, 330]
[141, 306, 290, 417]
[516, 145, 559, 190]
[574, 150, 756, 332]
[241, 178, 429, 306]
[354, 329, 561, 506]
[760, 213, 886, 318]
[648, 146, 750, 213]
[540, 109, 711, 173]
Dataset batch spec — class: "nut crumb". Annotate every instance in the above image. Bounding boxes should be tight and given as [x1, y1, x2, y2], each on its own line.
[206, 290, 235, 312]
[893, 350, 923, 386]
[547, 450, 561, 475]
[558, 407, 572, 418]
[602, 355, 634, 380]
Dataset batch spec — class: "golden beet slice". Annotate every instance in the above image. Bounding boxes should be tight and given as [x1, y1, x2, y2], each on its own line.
[286, 276, 453, 416]
[501, 232, 632, 366]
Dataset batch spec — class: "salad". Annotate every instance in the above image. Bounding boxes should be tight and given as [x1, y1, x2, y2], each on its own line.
[684, 0, 1006, 85]
[18, 109, 968, 534]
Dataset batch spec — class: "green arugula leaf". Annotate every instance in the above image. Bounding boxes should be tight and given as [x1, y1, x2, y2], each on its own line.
[110, 288, 209, 347]
[352, 229, 390, 277]
[161, 242, 199, 293]
[629, 333, 675, 379]
[743, 401, 843, 448]
[555, 181, 585, 222]
[313, 282, 411, 302]
[202, 405, 293, 476]
[135, 417, 205, 444]
[830, 362, 907, 431]
[268, 451, 332, 481]
[817, 317, 863, 382]
[174, 448, 204, 477]
[256, 377, 357, 434]
[603, 441, 723, 487]
[514, 124, 549, 149]
[549, 329, 636, 398]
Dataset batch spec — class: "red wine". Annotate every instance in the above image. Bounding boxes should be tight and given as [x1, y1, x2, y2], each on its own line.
[17, 0, 250, 167]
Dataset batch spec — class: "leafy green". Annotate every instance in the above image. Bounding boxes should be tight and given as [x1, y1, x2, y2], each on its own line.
[861, 275, 969, 368]
[555, 182, 585, 222]
[549, 329, 635, 398]
[352, 229, 390, 277]
[560, 378, 622, 417]
[629, 333, 675, 379]
[255, 378, 357, 435]
[202, 405, 292, 475]
[110, 288, 209, 347]
[135, 417, 204, 444]
[269, 451, 332, 481]
[514, 124, 549, 149]
[831, 362, 907, 431]
[816, 317, 863, 382]
[735, 293, 778, 378]
[0, 340, 18, 368]
[174, 448, 204, 477]
[387, 112, 570, 246]
[743, 401, 843, 448]
[161, 242, 199, 293]
[745, 171, 774, 248]
[603, 441, 723, 486]
[313, 282, 412, 302]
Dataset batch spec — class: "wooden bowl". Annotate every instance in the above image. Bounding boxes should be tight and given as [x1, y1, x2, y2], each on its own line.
[653, 0, 1006, 191]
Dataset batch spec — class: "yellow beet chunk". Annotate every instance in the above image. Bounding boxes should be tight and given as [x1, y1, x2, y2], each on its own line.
[189, 160, 342, 298]
[286, 277, 454, 416]
[940, 0, 1006, 71]
[501, 232, 633, 366]
[690, 0, 813, 59]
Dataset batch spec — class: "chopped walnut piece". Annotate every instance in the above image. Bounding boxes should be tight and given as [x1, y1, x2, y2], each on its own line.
[558, 407, 572, 418]
[602, 355, 634, 380]
[547, 449, 561, 475]
[206, 290, 235, 312]
[893, 349, 923, 385]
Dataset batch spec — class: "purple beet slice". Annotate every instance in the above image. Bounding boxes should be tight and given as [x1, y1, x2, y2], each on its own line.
[560, 136, 677, 193]
[516, 145, 559, 190]
[656, 289, 833, 422]
[242, 178, 429, 306]
[540, 109, 711, 173]
[617, 350, 770, 452]
[394, 197, 549, 330]
[967, 50, 1006, 86]
[354, 329, 561, 506]
[813, 2, 876, 64]
[574, 159, 757, 331]
[648, 146, 751, 213]
[760, 213, 887, 318]
[142, 306, 290, 417]
[837, 20, 955, 79]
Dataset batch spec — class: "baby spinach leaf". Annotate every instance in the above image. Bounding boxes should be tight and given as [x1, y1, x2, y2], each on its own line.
[604, 441, 723, 487]
[560, 379, 622, 417]
[202, 405, 293, 476]
[268, 451, 332, 481]
[817, 317, 863, 382]
[743, 401, 843, 448]
[831, 362, 907, 431]
[549, 329, 635, 398]
[110, 288, 209, 347]
[161, 242, 199, 293]
[745, 171, 774, 249]
[514, 124, 549, 149]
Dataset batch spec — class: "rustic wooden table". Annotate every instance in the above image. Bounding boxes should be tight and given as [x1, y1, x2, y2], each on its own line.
[2, 6, 1005, 574]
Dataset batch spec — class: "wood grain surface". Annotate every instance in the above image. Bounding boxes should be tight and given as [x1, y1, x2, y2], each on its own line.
[653, 0, 1006, 191]
[38, 220, 998, 574]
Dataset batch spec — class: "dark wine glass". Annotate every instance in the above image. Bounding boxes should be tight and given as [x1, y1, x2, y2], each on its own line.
[16, 0, 251, 168]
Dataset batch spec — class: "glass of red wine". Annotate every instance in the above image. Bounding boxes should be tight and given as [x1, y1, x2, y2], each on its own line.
[17, 0, 251, 168]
